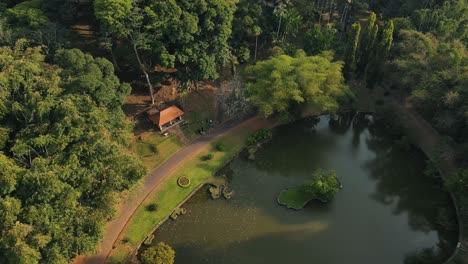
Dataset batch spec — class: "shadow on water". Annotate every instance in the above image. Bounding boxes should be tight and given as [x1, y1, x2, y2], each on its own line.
[141, 114, 458, 264]
[363, 124, 458, 263]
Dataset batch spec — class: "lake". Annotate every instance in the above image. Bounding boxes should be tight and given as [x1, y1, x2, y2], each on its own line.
[144, 114, 458, 264]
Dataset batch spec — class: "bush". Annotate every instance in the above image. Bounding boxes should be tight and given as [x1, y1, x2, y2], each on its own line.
[446, 169, 468, 196]
[141, 242, 175, 264]
[200, 153, 213, 161]
[215, 142, 226, 152]
[177, 177, 190, 188]
[146, 203, 158, 212]
[246, 129, 272, 146]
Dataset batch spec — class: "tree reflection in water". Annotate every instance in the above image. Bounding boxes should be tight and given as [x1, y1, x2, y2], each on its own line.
[362, 114, 458, 264]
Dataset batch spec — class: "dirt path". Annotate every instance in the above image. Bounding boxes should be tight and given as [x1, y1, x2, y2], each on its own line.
[79, 116, 273, 264]
[389, 98, 467, 263]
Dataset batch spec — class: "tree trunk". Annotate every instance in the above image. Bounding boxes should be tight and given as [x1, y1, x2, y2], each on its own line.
[254, 35, 258, 61]
[276, 15, 282, 40]
[132, 43, 155, 105]
[110, 47, 120, 71]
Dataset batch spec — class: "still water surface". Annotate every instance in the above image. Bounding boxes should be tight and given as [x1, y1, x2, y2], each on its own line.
[147, 115, 457, 264]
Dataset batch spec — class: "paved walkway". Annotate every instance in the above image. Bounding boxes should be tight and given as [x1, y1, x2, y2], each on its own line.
[80, 116, 272, 264]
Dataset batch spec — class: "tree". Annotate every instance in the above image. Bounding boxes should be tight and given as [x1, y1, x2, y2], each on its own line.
[273, 0, 290, 41]
[0, 40, 145, 263]
[304, 169, 339, 201]
[345, 22, 361, 73]
[4, 0, 48, 30]
[304, 23, 337, 55]
[141, 242, 175, 264]
[244, 50, 352, 116]
[144, 0, 238, 82]
[358, 12, 379, 72]
[378, 20, 394, 60]
[93, 0, 159, 104]
[231, 0, 263, 63]
[446, 169, 468, 196]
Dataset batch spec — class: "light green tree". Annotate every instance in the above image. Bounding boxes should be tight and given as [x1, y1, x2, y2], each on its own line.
[141, 242, 175, 264]
[304, 170, 339, 201]
[244, 50, 351, 116]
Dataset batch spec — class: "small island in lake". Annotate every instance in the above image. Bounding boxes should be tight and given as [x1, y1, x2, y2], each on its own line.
[278, 169, 340, 210]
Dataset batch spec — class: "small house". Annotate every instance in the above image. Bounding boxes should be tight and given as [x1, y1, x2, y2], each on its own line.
[148, 106, 184, 131]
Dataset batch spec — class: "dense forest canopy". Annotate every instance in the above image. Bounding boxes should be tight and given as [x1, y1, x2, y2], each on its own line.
[0, 40, 145, 263]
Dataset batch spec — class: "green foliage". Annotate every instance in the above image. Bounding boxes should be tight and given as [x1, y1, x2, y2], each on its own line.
[282, 7, 303, 39]
[95, 0, 238, 82]
[0, 40, 145, 263]
[278, 169, 339, 209]
[246, 129, 272, 146]
[358, 12, 379, 72]
[388, 29, 468, 143]
[446, 169, 468, 196]
[379, 20, 394, 60]
[277, 185, 312, 210]
[231, 0, 263, 62]
[345, 22, 361, 72]
[94, 0, 133, 38]
[215, 143, 226, 152]
[392, 17, 416, 33]
[304, 23, 337, 55]
[141, 242, 175, 264]
[245, 50, 351, 116]
[146, 204, 158, 212]
[4, 0, 48, 30]
[304, 169, 339, 202]
[200, 153, 214, 161]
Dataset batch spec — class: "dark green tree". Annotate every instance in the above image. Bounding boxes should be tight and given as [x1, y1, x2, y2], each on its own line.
[304, 23, 337, 55]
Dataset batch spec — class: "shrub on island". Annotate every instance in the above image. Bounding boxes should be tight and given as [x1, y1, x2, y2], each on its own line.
[278, 169, 340, 210]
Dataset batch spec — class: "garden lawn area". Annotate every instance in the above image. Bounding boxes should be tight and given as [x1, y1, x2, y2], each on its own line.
[178, 88, 217, 141]
[109, 123, 257, 263]
[131, 133, 184, 170]
[277, 186, 312, 210]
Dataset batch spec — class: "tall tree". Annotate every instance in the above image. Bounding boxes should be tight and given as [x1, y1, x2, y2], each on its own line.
[345, 22, 361, 73]
[94, 0, 157, 104]
[378, 20, 394, 60]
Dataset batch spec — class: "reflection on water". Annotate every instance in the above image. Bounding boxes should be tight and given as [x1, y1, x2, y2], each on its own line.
[143, 115, 457, 264]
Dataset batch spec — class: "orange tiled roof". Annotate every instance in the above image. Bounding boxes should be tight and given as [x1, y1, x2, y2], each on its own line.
[149, 106, 184, 126]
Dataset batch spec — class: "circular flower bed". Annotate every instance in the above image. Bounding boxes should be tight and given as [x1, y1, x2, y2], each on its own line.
[177, 177, 190, 188]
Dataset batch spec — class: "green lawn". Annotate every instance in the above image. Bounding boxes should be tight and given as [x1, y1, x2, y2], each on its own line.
[178, 89, 217, 141]
[277, 186, 312, 210]
[109, 123, 257, 263]
[132, 133, 184, 170]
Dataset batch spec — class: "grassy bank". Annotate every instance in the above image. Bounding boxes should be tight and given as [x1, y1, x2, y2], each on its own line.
[109, 122, 260, 263]
[131, 133, 184, 170]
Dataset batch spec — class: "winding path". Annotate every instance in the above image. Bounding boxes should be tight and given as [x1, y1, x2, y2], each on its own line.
[80, 116, 271, 264]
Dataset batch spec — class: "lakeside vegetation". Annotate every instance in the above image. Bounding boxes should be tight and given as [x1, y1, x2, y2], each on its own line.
[109, 120, 266, 262]
[278, 169, 340, 210]
[0, 0, 467, 263]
